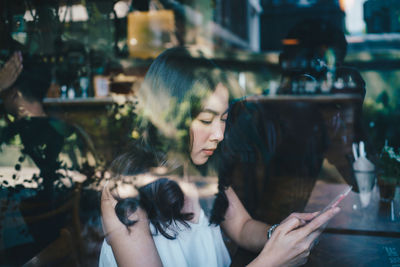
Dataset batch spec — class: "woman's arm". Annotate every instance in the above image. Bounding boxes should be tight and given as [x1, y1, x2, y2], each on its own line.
[220, 187, 314, 252]
[101, 184, 162, 267]
[221, 187, 269, 252]
[220, 187, 340, 266]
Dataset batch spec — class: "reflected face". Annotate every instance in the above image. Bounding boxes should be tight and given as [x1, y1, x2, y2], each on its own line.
[190, 83, 229, 165]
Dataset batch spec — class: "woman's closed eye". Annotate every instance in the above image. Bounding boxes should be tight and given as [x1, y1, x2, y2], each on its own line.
[197, 114, 214, 125]
[200, 120, 212, 125]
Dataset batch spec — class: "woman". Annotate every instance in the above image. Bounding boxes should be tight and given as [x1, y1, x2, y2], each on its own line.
[100, 47, 340, 267]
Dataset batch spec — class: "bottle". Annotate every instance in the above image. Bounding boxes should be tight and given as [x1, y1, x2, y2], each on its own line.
[67, 85, 75, 99]
[60, 85, 67, 99]
[79, 66, 90, 98]
[80, 77, 89, 98]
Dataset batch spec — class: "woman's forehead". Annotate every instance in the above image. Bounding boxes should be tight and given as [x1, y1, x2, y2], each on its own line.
[201, 83, 229, 114]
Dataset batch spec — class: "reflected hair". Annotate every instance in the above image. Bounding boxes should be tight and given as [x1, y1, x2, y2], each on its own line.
[115, 178, 194, 239]
[12, 58, 51, 102]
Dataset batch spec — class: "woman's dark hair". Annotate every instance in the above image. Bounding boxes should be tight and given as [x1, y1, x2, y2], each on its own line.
[209, 101, 279, 224]
[112, 47, 242, 234]
[137, 47, 240, 156]
[115, 178, 193, 239]
[12, 58, 52, 102]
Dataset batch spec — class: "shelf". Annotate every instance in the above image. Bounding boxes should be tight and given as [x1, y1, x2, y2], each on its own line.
[243, 94, 363, 104]
[42, 97, 114, 107]
[40, 94, 362, 108]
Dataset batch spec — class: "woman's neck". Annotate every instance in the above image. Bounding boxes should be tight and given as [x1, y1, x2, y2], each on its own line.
[180, 181, 201, 224]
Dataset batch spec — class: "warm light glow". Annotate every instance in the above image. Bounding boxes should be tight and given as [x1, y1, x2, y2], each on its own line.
[127, 10, 176, 59]
[129, 38, 138, 46]
[24, 5, 89, 22]
[340, 0, 356, 12]
[282, 38, 299, 45]
[58, 4, 88, 22]
[114, 1, 130, 18]
[339, 0, 347, 11]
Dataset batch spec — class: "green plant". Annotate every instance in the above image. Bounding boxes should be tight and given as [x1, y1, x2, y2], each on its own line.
[106, 94, 139, 157]
[363, 94, 400, 150]
[378, 142, 400, 185]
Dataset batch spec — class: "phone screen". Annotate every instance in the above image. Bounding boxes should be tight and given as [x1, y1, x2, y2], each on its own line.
[319, 186, 352, 215]
[311, 185, 352, 228]
[309, 185, 352, 248]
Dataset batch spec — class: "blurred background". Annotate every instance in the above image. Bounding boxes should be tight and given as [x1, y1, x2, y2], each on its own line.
[0, 0, 399, 266]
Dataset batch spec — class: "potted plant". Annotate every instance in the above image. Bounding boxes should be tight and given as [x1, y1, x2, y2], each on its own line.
[377, 142, 400, 201]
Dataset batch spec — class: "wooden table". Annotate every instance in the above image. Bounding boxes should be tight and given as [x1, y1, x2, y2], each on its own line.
[305, 181, 400, 235]
[307, 233, 400, 267]
[304, 181, 400, 267]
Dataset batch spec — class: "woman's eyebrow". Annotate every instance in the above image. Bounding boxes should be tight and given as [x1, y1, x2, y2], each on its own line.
[202, 108, 219, 115]
[201, 108, 229, 116]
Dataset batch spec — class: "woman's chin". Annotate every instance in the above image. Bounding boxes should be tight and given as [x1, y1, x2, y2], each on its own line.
[191, 156, 209, 166]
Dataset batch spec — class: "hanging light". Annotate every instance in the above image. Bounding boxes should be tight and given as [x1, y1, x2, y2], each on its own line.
[127, 10, 176, 59]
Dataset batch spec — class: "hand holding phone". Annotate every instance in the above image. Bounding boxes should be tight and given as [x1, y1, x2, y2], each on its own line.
[315, 185, 352, 218]
[308, 185, 352, 240]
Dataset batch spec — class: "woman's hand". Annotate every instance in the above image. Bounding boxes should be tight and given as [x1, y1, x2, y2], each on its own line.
[279, 211, 320, 226]
[101, 181, 149, 238]
[101, 181, 123, 238]
[101, 181, 162, 267]
[0, 52, 23, 91]
[249, 207, 340, 267]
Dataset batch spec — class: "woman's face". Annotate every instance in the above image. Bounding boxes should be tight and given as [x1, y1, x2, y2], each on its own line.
[190, 83, 229, 165]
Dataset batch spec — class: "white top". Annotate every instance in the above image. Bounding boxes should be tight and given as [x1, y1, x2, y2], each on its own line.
[99, 209, 231, 267]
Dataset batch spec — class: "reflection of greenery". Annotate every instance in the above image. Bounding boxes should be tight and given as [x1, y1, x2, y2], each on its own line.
[363, 91, 400, 149]
[106, 95, 139, 152]
[106, 92, 194, 167]
[378, 142, 400, 185]
[363, 91, 400, 184]
[0, 117, 100, 193]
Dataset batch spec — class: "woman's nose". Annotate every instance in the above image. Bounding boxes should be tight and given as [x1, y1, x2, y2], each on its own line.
[210, 122, 225, 142]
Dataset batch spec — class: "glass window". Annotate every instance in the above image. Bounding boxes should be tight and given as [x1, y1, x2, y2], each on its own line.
[0, 0, 399, 265]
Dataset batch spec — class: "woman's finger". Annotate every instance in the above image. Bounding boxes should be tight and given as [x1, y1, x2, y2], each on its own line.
[301, 207, 340, 237]
[297, 249, 311, 266]
[101, 180, 111, 199]
[275, 217, 303, 236]
[305, 228, 323, 249]
[292, 212, 320, 222]
[101, 181, 126, 237]
[101, 180, 118, 206]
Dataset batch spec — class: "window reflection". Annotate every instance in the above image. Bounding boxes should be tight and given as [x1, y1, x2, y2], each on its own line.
[0, 0, 399, 265]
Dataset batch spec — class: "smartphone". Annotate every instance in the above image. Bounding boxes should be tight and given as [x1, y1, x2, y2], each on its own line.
[310, 185, 352, 233]
[309, 185, 352, 248]
[316, 185, 352, 217]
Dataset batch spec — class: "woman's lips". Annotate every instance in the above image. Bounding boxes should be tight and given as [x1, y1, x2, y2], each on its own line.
[202, 149, 215, 156]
